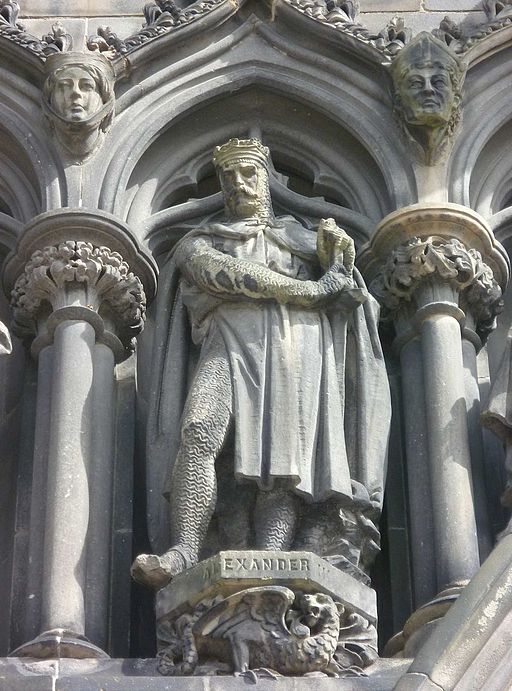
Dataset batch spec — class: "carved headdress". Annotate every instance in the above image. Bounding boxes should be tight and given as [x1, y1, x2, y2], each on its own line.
[213, 138, 270, 170]
[390, 32, 465, 93]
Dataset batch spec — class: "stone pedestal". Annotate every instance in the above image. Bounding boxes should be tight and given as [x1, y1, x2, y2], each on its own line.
[0, 656, 411, 690]
[359, 204, 509, 635]
[155, 550, 378, 678]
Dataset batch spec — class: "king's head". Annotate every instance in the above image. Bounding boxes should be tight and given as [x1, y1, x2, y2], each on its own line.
[213, 138, 270, 170]
[213, 139, 273, 221]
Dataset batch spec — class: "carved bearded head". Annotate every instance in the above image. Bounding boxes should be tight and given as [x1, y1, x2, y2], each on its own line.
[213, 138, 272, 220]
[43, 52, 115, 159]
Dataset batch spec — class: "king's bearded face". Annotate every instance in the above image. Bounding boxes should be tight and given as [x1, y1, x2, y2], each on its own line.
[398, 63, 455, 127]
[218, 160, 269, 218]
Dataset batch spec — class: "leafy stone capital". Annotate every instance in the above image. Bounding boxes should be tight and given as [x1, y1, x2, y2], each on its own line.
[370, 236, 503, 339]
[11, 241, 146, 353]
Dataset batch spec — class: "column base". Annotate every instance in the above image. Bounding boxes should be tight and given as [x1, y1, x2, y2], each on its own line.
[384, 581, 468, 658]
[9, 629, 110, 660]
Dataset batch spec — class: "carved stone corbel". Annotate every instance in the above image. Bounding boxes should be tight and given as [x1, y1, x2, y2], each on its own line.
[390, 32, 466, 165]
[42, 51, 115, 161]
[155, 550, 378, 679]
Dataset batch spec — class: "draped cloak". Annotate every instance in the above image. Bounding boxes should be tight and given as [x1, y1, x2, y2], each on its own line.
[481, 330, 512, 442]
[145, 217, 391, 554]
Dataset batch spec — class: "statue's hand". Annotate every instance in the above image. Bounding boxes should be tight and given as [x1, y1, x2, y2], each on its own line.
[318, 266, 352, 297]
[318, 266, 367, 311]
[317, 218, 355, 274]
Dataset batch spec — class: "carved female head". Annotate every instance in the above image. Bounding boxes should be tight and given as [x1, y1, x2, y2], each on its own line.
[43, 52, 115, 159]
[47, 64, 106, 121]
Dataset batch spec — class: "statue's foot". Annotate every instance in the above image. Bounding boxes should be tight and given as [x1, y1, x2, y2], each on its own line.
[235, 668, 282, 682]
[131, 549, 186, 590]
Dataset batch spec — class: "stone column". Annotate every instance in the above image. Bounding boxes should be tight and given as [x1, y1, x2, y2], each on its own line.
[461, 315, 494, 563]
[359, 204, 508, 642]
[85, 342, 116, 649]
[4, 211, 156, 658]
[394, 313, 436, 609]
[415, 278, 479, 590]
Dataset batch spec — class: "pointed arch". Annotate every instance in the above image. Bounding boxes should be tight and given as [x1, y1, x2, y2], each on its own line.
[92, 17, 416, 252]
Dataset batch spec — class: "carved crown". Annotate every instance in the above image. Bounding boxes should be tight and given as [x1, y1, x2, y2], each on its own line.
[213, 138, 270, 170]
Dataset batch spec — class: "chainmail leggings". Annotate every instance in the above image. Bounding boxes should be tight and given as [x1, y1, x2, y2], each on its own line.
[168, 333, 299, 562]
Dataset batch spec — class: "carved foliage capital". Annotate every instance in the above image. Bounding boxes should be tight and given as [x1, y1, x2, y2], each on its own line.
[370, 236, 503, 339]
[11, 241, 146, 348]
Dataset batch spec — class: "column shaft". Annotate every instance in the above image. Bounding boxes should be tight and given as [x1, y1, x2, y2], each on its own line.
[420, 313, 480, 590]
[462, 337, 493, 561]
[85, 343, 116, 649]
[24, 345, 53, 638]
[400, 336, 437, 607]
[41, 320, 95, 634]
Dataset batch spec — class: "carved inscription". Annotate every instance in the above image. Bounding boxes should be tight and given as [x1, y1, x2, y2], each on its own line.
[222, 556, 310, 572]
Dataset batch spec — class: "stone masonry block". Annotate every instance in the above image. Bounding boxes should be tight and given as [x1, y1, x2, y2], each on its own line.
[20, 1, 143, 17]
[424, 0, 482, 9]
[360, 0, 421, 10]
[360, 11, 487, 35]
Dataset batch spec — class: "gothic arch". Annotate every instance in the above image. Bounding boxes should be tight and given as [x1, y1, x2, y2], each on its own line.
[0, 69, 65, 226]
[93, 26, 416, 248]
[449, 42, 512, 214]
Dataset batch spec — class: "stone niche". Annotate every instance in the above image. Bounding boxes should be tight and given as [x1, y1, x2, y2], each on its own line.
[1, 1, 512, 691]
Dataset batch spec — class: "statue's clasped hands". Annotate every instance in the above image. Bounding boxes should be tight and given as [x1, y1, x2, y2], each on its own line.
[315, 219, 365, 310]
[317, 218, 355, 274]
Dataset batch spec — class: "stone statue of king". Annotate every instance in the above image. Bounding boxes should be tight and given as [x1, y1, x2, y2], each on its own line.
[132, 138, 391, 590]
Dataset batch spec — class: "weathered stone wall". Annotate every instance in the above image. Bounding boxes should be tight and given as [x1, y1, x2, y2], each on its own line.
[18, 1, 488, 48]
